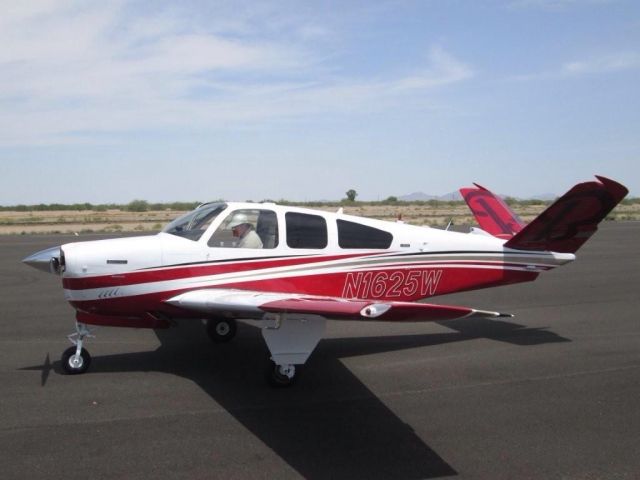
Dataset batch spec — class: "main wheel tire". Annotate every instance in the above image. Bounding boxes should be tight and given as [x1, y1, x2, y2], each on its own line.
[206, 318, 237, 343]
[266, 360, 297, 388]
[61, 346, 91, 375]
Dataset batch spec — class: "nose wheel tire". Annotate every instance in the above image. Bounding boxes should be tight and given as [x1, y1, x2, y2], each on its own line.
[266, 360, 297, 388]
[61, 346, 91, 374]
[206, 318, 237, 343]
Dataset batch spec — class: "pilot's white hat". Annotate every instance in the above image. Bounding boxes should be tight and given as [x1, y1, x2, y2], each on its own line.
[228, 213, 251, 228]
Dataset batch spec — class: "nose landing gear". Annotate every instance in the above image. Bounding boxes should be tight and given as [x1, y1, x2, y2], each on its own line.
[61, 322, 93, 375]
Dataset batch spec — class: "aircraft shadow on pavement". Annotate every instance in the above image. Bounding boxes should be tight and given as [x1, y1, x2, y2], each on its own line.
[27, 318, 569, 480]
[437, 317, 571, 346]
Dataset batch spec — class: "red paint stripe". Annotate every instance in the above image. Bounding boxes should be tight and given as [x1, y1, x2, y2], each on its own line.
[62, 252, 371, 290]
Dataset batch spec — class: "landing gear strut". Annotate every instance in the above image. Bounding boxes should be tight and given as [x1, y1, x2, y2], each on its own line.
[206, 318, 237, 343]
[261, 313, 326, 388]
[61, 322, 93, 374]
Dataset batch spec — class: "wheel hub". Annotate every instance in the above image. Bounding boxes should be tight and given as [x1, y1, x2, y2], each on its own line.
[70, 354, 83, 369]
[216, 322, 230, 336]
[277, 364, 295, 379]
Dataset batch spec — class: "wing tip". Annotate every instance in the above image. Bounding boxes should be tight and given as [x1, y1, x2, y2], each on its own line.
[471, 309, 514, 319]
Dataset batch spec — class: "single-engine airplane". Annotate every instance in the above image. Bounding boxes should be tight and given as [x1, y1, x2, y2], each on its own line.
[23, 176, 627, 386]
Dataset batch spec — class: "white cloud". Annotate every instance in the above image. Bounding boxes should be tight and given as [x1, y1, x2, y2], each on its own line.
[562, 52, 640, 75]
[0, 1, 474, 146]
[509, 0, 616, 10]
[510, 51, 640, 81]
[392, 46, 474, 91]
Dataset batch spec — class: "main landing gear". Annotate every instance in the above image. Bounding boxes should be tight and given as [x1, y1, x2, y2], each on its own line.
[266, 360, 297, 387]
[204, 314, 324, 387]
[61, 322, 93, 375]
[261, 313, 326, 388]
[206, 318, 237, 343]
[204, 317, 299, 386]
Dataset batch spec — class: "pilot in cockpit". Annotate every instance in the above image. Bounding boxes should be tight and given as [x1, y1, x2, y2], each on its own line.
[228, 214, 263, 249]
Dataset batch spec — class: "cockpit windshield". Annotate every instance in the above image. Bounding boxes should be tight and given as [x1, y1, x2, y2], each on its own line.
[162, 203, 227, 241]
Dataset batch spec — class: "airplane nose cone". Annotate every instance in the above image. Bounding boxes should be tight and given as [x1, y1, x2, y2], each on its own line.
[22, 246, 62, 274]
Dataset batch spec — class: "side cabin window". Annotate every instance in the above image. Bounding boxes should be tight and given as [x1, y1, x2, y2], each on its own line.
[286, 212, 327, 249]
[208, 209, 278, 249]
[337, 219, 393, 249]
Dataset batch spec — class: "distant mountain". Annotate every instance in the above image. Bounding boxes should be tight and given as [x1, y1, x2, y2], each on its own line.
[438, 191, 464, 201]
[397, 191, 557, 202]
[398, 191, 463, 202]
[528, 192, 557, 201]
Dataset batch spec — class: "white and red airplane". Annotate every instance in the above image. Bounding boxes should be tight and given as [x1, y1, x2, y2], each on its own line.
[23, 176, 627, 386]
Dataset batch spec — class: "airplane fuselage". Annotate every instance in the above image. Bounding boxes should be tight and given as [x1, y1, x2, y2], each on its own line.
[50, 203, 573, 325]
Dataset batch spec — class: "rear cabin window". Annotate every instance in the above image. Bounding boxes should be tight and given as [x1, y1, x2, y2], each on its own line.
[337, 219, 393, 249]
[286, 212, 327, 249]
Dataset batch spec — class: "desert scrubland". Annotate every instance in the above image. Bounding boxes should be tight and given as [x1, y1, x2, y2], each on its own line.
[1, 201, 638, 235]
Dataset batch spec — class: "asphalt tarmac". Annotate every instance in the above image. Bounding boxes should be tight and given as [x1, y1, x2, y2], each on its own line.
[1, 222, 639, 479]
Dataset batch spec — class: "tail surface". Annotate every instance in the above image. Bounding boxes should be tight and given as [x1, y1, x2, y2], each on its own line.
[460, 184, 524, 239]
[462, 176, 628, 253]
[503, 176, 627, 253]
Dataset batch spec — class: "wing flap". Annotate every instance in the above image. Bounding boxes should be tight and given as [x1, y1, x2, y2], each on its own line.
[167, 289, 511, 322]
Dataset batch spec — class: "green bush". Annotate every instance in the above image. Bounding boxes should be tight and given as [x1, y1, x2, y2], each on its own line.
[126, 200, 149, 212]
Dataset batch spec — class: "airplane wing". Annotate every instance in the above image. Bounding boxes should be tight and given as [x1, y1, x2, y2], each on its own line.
[166, 289, 512, 322]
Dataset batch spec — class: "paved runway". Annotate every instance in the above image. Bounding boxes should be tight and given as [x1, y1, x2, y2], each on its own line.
[1, 223, 639, 479]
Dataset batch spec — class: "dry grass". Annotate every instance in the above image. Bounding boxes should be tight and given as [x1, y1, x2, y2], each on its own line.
[0, 210, 174, 235]
[1, 202, 637, 235]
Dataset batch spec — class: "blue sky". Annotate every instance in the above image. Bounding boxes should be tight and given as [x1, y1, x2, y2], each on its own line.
[0, 0, 638, 204]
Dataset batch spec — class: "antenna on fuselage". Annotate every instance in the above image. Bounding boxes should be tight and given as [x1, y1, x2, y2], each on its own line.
[445, 218, 454, 231]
